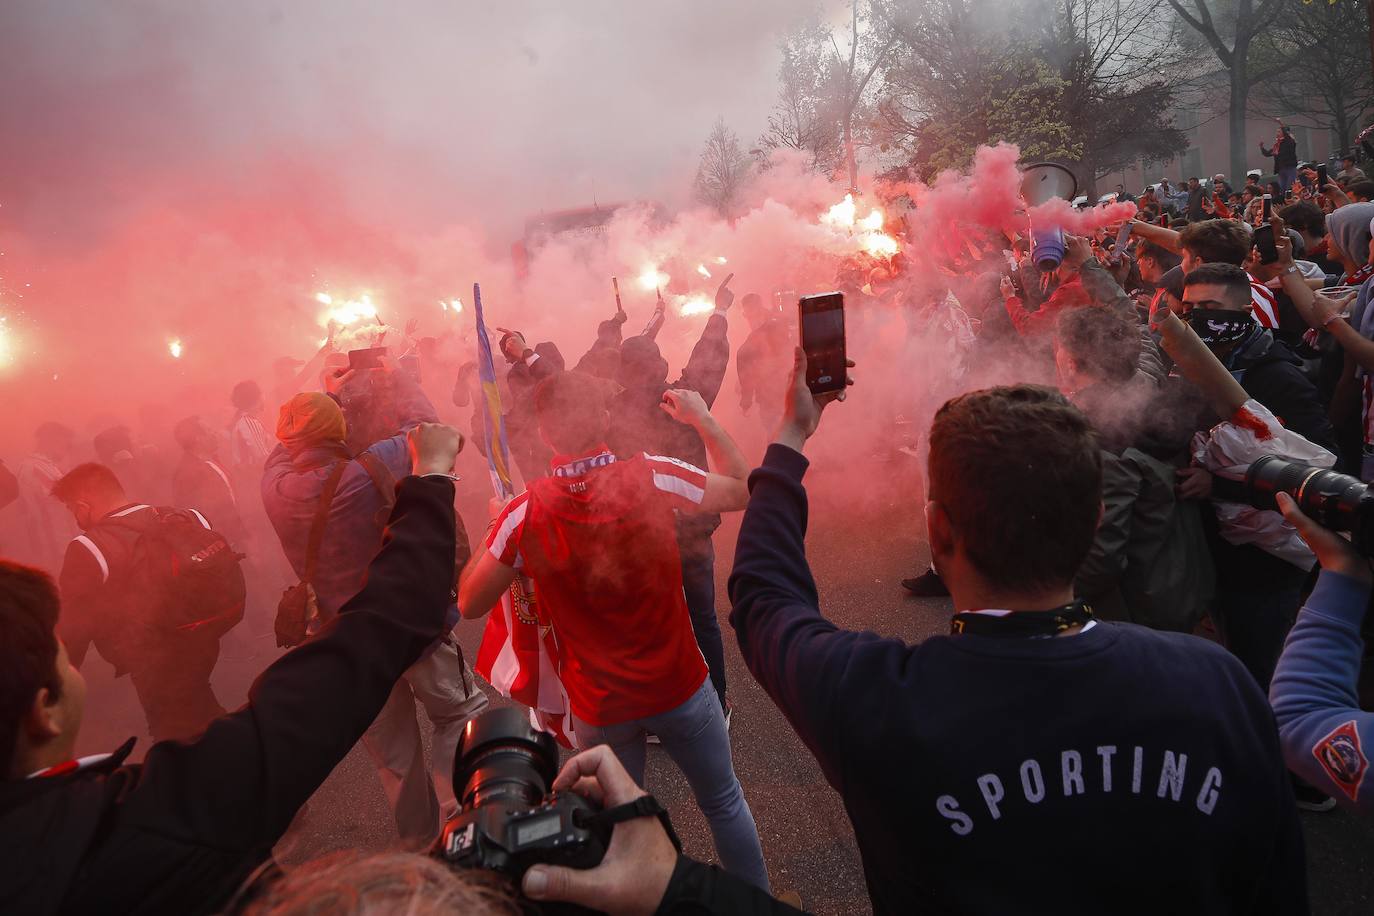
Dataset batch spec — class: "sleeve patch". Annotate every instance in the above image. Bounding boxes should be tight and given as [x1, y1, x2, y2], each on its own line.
[1312, 720, 1369, 803]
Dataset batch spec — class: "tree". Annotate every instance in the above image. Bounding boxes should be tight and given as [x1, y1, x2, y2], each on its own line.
[693, 118, 753, 218]
[1251, 0, 1374, 154]
[1165, 0, 1288, 180]
[759, 3, 894, 188]
[1030, 0, 1191, 195]
[758, 23, 845, 175]
[829, 2, 898, 192]
[873, 0, 1187, 191]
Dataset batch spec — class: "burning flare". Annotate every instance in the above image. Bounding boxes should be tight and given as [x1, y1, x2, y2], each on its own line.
[440, 298, 464, 315]
[821, 193, 899, 260]
[696, 263, 712, 279]
[677, 294, 713, 317]
[316, 291, 379, 326]
[637, 265, 670, 292]
[168, 338, 183, 359]
[0, 315, 11, 367]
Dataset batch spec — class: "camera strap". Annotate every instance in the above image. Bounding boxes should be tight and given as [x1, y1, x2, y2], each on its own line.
[950, 601, 1094, 638]
[582, 795, 683, 853]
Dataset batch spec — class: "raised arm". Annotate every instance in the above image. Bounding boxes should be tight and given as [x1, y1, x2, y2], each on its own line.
[728, 350, 911, 791]
[660, 388, 748, 513]
[1271, 220, 1374, 371]
[1129, 219, 1182, 254]
[117, 427, 462, 851]
[1269, 494, 1374, 815]
[674, 275, 734, 407]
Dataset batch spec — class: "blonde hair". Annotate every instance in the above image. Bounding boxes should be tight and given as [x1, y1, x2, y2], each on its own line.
[237, 850, 519, 916]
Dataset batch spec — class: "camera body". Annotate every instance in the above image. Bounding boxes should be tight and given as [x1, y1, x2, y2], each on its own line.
[433, 707, 609, 882]
[437, 788, 605, 878]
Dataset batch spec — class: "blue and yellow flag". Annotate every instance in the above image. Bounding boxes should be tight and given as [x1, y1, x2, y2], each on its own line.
[473, 282, 515, 498]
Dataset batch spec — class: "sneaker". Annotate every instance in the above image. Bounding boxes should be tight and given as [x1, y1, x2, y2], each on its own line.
[723, 702, 733, 732]
[901, 568, 950, 597]
[776, 890, 803, 909]
[646, 732, 661, 746]
[1292, 780, 1337, 813]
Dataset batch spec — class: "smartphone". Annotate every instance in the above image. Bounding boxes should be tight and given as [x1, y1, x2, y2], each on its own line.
[799, 292, 846, 395]
[1262, 194, 1273, 221]
[1317, 164, 1329, 187]
[348, 346, 388, 371]
[1253, 224, 1278, 264]
[1111, 223, 1132, 262]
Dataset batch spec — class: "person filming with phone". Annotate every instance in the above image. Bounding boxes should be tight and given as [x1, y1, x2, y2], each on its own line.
[727, 313, 1306, 911]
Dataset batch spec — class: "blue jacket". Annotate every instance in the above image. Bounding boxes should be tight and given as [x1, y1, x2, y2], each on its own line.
[1271, 570, 1374, 816]
[262, 379, 437, 618]
[728, 444, 1306, 915]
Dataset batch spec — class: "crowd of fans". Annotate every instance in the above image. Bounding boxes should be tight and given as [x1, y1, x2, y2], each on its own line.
[3, 139, 1374, 916]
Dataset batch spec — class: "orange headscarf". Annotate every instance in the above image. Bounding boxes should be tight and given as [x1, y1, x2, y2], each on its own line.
[276, 393, 347, 454]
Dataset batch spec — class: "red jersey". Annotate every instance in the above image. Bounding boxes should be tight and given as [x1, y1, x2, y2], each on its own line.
[486, 448, 709, 725]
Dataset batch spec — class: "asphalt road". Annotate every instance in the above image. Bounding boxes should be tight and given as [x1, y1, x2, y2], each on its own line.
[75, 450, 1374, 913]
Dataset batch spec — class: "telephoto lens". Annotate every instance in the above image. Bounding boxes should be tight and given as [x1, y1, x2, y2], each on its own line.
[454, 707, 559, 812]
[1245, 456, 1374, 552]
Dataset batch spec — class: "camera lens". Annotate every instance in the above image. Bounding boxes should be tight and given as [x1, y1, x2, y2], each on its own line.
[1245, 456, 1372, 533]
[452, 708, 559, 813]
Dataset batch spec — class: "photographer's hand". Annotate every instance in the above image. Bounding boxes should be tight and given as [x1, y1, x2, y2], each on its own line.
[1277, 492, 1373, 584]
[775, 347, 854, 454]
[522, 745, 676, 916]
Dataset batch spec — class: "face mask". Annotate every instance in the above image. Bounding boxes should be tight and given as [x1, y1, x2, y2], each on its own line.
[1189, 308, 1253, 347]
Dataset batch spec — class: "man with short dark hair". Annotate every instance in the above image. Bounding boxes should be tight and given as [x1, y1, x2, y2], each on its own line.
[0, 424, 468, 915]
[1178, 265, 1334, 721]
[1279, 201, 1338, 275]
[1346, 179, 1374, 203]
[1186, 176, 1206, 221]
[1134, 240, 1182, 288]
[50, 462, 236, 742]
[728, 354, 1306, 913]
[1337, 154, 1366, 184]
[460, 370, 769, 892]
[1131, 218, 1282, 328]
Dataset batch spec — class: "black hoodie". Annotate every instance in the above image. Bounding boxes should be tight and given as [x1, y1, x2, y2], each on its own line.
[0, 477, 457, 916]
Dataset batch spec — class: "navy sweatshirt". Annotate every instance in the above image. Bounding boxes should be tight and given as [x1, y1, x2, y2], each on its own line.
[728, 445, 1308, 915]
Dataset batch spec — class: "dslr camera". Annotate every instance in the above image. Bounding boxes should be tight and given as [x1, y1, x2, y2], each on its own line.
[434, 708, 609, 881]
[1245, 456, 1374, 552]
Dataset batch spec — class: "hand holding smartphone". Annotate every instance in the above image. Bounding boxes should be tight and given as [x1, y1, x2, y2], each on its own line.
[799, 292, 846, 395]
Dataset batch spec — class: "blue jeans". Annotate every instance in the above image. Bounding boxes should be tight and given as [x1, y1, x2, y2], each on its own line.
[1278, 166, 1298, 195]
[680, 538, 727, 708]
[573, 680, 769, 891]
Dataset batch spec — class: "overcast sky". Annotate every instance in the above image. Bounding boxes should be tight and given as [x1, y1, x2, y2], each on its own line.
[0, 0, 821, 246]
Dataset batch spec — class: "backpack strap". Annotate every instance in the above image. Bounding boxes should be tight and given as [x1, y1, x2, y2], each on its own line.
[355, 450, 399, 513]
[303, 463, 349, 586]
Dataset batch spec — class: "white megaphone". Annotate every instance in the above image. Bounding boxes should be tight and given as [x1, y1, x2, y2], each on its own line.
[1020, 162, 1079, 272]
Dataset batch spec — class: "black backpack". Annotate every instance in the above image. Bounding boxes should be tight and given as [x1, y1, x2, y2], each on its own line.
[101, 506, 246, 637]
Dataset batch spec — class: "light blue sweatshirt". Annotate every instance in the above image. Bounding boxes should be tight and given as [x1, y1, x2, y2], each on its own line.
[1270, 570, 1374, 815]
